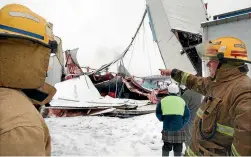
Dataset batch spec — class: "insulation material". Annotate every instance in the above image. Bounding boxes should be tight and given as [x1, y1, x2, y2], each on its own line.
[65, 48, 83, 80]
[68, 48, 80, 67]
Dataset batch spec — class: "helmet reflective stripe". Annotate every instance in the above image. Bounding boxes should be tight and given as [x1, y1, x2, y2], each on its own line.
[230, 50, 247, 57]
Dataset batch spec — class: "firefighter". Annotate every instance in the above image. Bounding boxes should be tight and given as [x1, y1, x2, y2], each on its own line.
[159, 37, 251, 156]
[0, 4, 57, 156]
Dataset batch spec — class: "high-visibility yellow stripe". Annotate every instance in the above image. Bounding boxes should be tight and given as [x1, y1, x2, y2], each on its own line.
[196, 108, 204, 118]
[186, 146, 197, 156]
[181, 72, 190, 85]
[196, 108, 234, 137]
[231, 144, 240, 156]
[186, 142, 241, 156]
[217, 123, 234, 136]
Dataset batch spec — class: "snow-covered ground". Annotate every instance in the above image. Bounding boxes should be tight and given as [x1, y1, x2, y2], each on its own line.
[45, 113, 185, 156]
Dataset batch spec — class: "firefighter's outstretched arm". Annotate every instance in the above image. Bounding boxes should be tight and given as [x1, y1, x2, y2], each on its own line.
[232, 85, 251, 156]
[160, 69, 211, 96]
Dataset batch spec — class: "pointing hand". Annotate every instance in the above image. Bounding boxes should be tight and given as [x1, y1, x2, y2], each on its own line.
[159, 69, 172, 76]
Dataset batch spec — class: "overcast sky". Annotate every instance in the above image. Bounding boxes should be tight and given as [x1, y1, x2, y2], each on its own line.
[1, 0, 251, 76]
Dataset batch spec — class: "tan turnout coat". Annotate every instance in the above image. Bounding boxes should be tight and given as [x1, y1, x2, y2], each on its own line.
[0, 88, 51, 156]
[171, 65, 251, 156]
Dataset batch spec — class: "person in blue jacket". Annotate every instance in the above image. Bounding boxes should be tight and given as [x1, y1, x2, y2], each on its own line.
[156, 83, 190, 156]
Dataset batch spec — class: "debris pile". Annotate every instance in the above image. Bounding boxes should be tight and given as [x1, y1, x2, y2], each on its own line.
[45, 75, 157, 118]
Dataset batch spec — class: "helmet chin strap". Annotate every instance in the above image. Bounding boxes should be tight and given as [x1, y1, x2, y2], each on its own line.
[212, 53, 226, 80]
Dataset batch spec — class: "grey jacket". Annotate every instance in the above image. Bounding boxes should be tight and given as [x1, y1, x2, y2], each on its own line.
[181, 89, 202, 147]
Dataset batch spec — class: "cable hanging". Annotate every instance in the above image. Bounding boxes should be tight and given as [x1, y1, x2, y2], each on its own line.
[87, 8, 148, 76]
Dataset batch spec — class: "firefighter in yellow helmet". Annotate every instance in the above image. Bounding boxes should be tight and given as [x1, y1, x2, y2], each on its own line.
[160, 36, 251, 156]
[0, 4, 57, 156]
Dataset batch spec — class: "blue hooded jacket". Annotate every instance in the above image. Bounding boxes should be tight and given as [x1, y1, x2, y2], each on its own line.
[155, 95, 190, 131]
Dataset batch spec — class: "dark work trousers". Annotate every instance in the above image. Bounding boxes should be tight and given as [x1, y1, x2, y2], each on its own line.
[162, 142, 183, 156]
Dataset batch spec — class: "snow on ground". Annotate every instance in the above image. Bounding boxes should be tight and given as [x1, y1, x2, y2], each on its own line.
[45, 113, 185, 156]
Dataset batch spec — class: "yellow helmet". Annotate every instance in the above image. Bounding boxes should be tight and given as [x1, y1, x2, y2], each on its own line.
[199, 37, 251, 63]
[0, 4, 56, 49]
